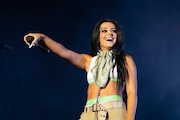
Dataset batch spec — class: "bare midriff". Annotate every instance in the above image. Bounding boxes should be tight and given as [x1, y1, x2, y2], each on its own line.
[87, 80, 123, 100]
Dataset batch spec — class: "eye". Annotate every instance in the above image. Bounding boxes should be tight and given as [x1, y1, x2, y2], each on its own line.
[101, 30, 107, 32]
[112, 29, 117, 33]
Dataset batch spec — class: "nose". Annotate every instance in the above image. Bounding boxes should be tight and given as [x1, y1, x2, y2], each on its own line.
[107, 30, 113, 36]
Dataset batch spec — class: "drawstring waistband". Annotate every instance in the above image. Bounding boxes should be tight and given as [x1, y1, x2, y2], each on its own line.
[86, 95, 123, 106]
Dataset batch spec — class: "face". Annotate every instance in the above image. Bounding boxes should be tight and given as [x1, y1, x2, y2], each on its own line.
[99, 22, 117, 51]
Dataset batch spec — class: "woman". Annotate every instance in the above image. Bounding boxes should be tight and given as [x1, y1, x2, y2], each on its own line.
[24, 18, 137, 120]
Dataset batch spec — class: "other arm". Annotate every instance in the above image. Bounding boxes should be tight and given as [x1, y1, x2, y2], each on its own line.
[125, 55, 138, 120]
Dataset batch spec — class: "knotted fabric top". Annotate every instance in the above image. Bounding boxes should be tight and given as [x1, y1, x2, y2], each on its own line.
[91, 50, 114, 88]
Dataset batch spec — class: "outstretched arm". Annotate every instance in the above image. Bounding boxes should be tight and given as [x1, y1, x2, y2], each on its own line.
[125, 55, 138, 120]
[23, 33, 91, 70]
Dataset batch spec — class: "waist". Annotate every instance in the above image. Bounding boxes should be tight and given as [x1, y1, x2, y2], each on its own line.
[86, 95, 123, 106]
[87, 81, 123, 99]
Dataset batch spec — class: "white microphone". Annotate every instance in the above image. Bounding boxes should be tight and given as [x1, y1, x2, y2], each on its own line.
[25, 36, 50, 53]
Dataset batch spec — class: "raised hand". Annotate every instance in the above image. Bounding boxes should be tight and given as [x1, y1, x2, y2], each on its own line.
[24, 33, 45, 48]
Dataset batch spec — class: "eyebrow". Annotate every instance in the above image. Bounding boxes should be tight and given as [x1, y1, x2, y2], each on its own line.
[100, 28, 116, 30]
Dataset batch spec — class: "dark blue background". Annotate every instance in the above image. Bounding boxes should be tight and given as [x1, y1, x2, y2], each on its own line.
[0, 0, 180, 119]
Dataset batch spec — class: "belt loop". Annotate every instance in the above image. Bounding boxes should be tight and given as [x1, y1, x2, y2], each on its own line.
[85, 107, 88, 113]
[98, 104, 108, 120]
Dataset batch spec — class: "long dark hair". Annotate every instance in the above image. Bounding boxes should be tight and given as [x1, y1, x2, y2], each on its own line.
[90, 18, 129, 103]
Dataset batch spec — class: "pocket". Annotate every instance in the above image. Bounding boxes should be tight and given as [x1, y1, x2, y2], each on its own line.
[79, 111, 94, 120]
[107, 108, 126, 120]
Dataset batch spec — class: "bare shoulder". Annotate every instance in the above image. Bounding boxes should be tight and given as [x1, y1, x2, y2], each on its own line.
[125, 54, 137, 72]
[81, 53, 92, 65]
[81, 53, 92, 58]
[81, 53, 92, 61]
[125, 54, 136, 65]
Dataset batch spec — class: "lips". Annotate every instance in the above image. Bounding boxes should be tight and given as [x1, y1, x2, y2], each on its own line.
[105, 37, 113, 41]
